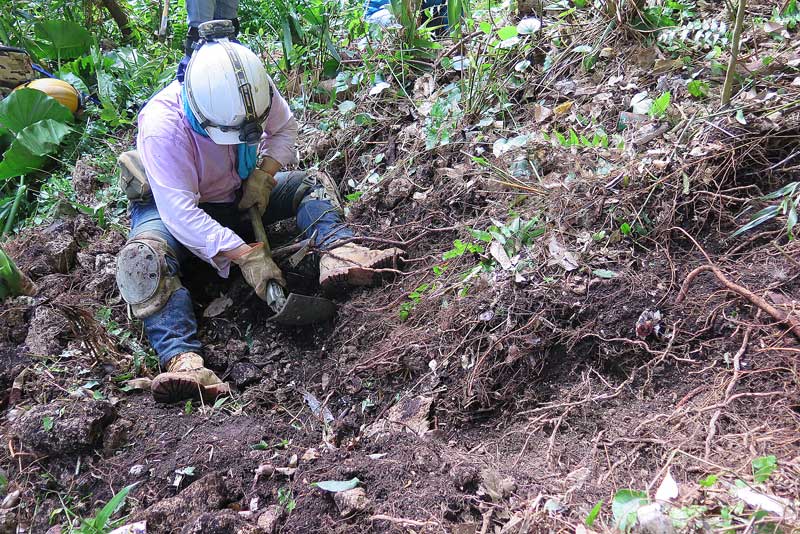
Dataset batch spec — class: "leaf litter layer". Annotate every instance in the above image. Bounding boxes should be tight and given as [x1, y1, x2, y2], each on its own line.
[1, 0, 800, 532]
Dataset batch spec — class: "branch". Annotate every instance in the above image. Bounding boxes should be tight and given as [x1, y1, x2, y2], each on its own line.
[721, 0, 747, 106]
[675, 264, 800, 340]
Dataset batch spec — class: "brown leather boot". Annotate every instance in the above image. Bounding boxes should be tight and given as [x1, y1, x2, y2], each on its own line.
[319, 243, 403, 292]
[151, 352, 230, 404]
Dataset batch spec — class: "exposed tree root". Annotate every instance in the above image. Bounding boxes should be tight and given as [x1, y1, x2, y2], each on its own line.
[676, 264, 800, 340]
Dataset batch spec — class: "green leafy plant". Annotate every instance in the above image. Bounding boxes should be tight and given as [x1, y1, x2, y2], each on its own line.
[425, 86, 463, 149]
[278, 487, 297, 514]
[771, 0, 799, 30]
[649, 92, 671, 119]
[732, 182, 800, 239]
[76, 483, 137, 534]
[585, 499, 603, 527]
[752, 455, 777, 483]
[611, 489, 648, 532]
[687, 79, 709, 98]
[442, 239, 484, 260]
[31, 20, 93, 62]
[399, 283, 430, 321]
[0, 89, 74, 180]
[42, 416, 54, 432]
[698, 474, 718, 487]
[551, 128, 609, 149]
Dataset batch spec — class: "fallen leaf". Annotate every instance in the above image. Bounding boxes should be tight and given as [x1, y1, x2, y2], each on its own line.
[493, 134, 530, 157]
[655, 470, 679, 502]
[764, 21, 784, 34]
[301, 448, 320, 462]
[489, 241, 514, 270]
[516, 17, 541, 34]
[631, 92, 652, 115]
[592, 268, 617, 279]
[275, 467, 296, 477]
[364, 395, 433, 437]
[534, 104, 553, 123]
[314, 477, 360, 493]
[548, 235, 579, 271]
[554, 101, 573, 116]
[368, 82, 391, 96]
[203, 295, 232, 318]
[122, 378, 152, 391]
[735, 487, 790, 517]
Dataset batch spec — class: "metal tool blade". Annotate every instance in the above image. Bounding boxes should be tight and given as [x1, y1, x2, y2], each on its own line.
[270, 293, 336, 326]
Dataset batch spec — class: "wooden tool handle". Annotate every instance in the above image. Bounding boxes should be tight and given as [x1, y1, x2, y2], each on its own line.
[248, 206, 271, 254]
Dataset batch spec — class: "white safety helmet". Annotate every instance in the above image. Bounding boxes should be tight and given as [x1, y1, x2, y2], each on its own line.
[184, 39, 272, 145]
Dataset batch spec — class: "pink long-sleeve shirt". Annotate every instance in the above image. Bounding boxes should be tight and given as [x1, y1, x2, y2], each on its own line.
[136, 80, 298, 277]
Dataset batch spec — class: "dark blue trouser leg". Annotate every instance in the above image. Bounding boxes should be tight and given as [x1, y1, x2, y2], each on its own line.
[266, 171, 354, 249]
[129, 201, 202, 366]
[125, 171, 353, 365]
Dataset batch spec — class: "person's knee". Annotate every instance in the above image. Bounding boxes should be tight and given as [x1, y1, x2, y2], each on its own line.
[290, 172, 343, 214]
[116, 232, 184, 319]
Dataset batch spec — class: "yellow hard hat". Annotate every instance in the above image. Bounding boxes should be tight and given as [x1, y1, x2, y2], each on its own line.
[15, 78, 80, 113]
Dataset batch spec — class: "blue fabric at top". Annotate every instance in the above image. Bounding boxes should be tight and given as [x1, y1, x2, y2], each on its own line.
[364, 0, 389, 16]
[180, 84, 257, 180]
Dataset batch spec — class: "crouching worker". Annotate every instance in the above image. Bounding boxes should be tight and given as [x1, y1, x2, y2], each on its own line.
[115, 21, 401, 404]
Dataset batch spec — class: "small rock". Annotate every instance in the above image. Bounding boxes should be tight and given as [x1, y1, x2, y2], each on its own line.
[229, 362, 260, 388]
[287, 454, 298, 468]
[637, 503, 674, 534]
[257, 505, 281, 533]
[450, 464, 480, 491]
[301, 448, 319, 463]
[383, 177, 414, 208]
[180, 509, 258, 534]
[103, 418, 133, 456]
[142, 472, 235, 533]
[1, 490, 20, 509]
[11, 400, 117, 455]
[254, 463, 274, 482]
[274, 467, 296, 477]
[24, 307, 70, 357]
[225, 338, 249, 359]
[108, 521, 147, 534]
[333, 487, 371, 517]
[129, 464, 146, 476]
[479, 469, 516, 502]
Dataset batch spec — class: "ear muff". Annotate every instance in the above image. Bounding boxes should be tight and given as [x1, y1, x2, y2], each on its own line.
[239, 120, 263, 144]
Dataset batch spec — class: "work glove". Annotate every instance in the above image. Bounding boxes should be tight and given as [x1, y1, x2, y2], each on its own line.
[232, 243, 286, 300]
[238, 168, 277, 217]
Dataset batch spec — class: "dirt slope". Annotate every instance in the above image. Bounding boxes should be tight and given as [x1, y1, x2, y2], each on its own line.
[1, 2, 800, 533]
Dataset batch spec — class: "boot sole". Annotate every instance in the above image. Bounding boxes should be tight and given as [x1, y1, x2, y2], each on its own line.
[320, 249, 402, 292]
[151, 373, 230, 404]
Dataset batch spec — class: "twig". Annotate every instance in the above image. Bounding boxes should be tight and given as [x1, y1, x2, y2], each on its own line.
[704, 322, 752, 459]
[721, 0, 747, 106]
[370, 515, 438, 527]
[675, 264, 800, 339]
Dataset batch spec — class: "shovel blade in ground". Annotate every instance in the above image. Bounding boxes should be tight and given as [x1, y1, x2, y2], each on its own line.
[269, 292, 336, 326]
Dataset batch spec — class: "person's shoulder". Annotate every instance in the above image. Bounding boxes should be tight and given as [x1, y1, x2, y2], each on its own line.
[138, 81, 187, 139]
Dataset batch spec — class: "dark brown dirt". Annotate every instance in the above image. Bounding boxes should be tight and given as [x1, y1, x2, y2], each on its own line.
[2, 11, 800, 531]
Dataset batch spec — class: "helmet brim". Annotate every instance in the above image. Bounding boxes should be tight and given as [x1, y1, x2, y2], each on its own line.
[205, 125, 243, 145]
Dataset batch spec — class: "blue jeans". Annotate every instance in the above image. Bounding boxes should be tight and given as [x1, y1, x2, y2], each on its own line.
[129, 171, 352, 365]
[187, 0, 238, 27]
[177, 0, 240, 82]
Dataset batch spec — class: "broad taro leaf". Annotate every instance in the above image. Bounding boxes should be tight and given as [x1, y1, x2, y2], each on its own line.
[0, 89, 73, 136]
[0, 120, 71, 180]
[32, 20, 92, 60]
